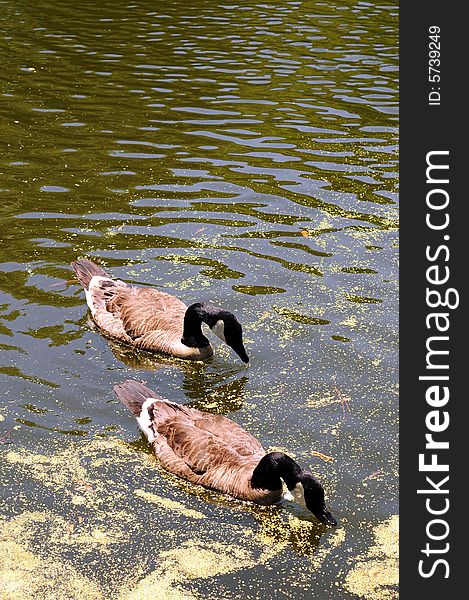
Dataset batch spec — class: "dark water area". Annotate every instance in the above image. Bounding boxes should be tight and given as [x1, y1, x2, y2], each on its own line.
[1, 1, 398, 598]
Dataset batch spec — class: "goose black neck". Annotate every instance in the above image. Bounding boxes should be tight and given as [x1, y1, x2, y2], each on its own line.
[251, 452, 303, 491]
[181, 302, 223, 348]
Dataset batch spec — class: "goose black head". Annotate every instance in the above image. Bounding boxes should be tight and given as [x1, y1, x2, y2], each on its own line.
[210, 311, 249, 363]
[292, 472, 337, 526]
[186, 303, 249, 363]
[251, 452, 336, 526]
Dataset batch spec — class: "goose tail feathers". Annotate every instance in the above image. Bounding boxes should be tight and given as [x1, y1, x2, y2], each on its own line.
[114, 380, 161, 416]
[71, 259, 109, 290]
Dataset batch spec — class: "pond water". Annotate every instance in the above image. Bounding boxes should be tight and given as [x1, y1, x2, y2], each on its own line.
[1, 1, 398, 598]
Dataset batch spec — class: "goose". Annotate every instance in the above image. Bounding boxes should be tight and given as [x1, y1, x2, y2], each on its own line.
[114, 380, 337, 526]
[71, 259, 249, 362]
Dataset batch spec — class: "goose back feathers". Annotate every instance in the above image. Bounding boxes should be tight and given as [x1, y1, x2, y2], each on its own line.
[71, 259, 248, 362]
[114, 380, 337, 525]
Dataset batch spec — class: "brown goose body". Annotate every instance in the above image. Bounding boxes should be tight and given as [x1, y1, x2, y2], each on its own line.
[71, 259, 248, 362]
[114, 380, 280, 505]
[114, 380, 337, 526]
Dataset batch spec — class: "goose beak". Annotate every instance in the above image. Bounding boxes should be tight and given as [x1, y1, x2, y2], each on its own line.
[314, 507, 337, 527]
[231, 343, 249, 363]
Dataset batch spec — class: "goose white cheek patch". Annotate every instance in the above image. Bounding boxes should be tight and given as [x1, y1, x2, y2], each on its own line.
[211, 319, 226, 342]
[291, 482, 307, 507]
[136, 397, 156, 442]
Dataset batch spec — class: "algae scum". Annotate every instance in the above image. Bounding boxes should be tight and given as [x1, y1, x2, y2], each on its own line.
[1, 438, 397, 599]
[1, 0, 398, 597]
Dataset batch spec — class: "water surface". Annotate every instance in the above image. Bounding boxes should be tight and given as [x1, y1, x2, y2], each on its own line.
[1, 1, 398, 598]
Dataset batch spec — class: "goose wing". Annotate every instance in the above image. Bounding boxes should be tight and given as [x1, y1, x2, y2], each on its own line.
[192, 413, 265, 456]
[154, 407, 265, 477]
[152, 429, 214, 484]
[107, 287, 188, 339]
